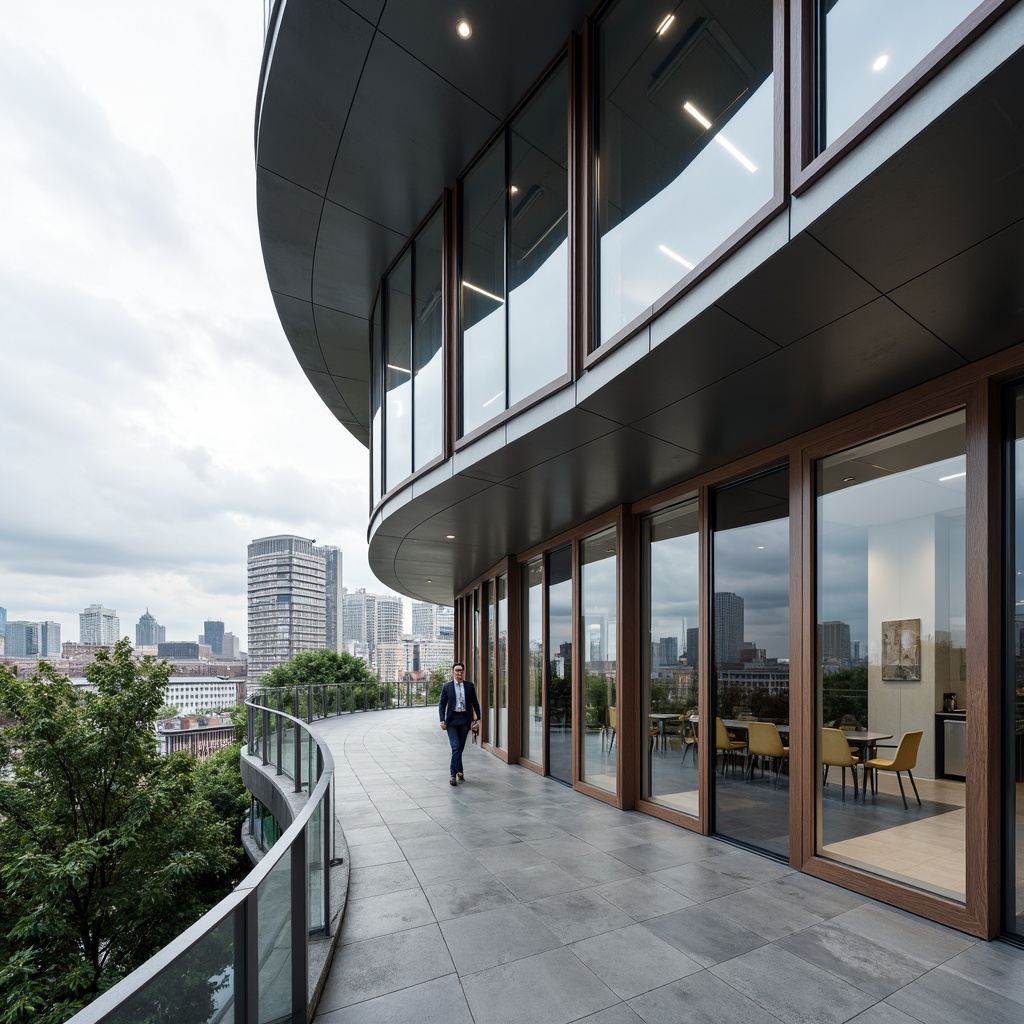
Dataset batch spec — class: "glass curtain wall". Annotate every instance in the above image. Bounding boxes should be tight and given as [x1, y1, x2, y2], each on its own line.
[508, 59, 569, 406]
[497, 574, 508, 751]
[580, 529, 617, 794]
[1009, 390, 1024, 937]
[413, 209, 443, 470]
[486, 581, 496, 743]
[642, 498, 700, 816]
[712, 469, 790, 858]
[460, 61, 569, 436]
[595, 0, 775, 346]
[384, 249, 412, 489]
[816, 411, 967, 902]
[818, 1, 984, 152]
[371, 299, 382, 507]
[547, 545, 574, 784]
[522, 558, 544, 764]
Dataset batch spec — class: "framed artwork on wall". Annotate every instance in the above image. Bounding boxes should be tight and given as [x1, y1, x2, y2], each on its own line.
[881, 618, 921, 680]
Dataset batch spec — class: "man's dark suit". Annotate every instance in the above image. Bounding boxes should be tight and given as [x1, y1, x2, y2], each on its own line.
[439, 678, 482, 779]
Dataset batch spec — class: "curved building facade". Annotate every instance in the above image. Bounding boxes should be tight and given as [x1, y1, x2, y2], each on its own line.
[257, 0, 1024, 940]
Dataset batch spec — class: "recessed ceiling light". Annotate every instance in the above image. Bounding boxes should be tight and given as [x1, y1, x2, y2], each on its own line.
[446, 534, 455, 539]
[757, 545, 764, 550]
[510, 185, 519, 194]
[872, 54, 889, 72]
[427, 579, 433, 583]
[683, 101, 758, 172]
[455, 18, 472, 39]
[843, 475, 855, 483]
[656, 14, 675, 36]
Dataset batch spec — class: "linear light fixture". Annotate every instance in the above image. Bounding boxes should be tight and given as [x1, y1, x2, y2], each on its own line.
[683, 100, 758, 173]
[939, 471, 966, 482]
[387, 363, 410, 374]
[656, 14, 675, 36]
[482, 390, 504, 408]
[462, 280, 504, 304]
[658, 244, 694, 269]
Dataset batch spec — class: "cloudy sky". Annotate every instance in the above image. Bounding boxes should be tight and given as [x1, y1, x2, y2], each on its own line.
[1, 2, 382, 647]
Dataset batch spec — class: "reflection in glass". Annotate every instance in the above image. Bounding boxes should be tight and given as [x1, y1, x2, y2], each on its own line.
[547, 545, 573, 785]
[258, 853, 292, 1024]
[596, 0, 774, 346]
[461, 139, 506, 436]
[817, 412, 967, 902]
[580, 529, 617, 794]
[522, 558, 544, 764]
[486, 580, 495, 743]
[642, 498, 699, 816]
[308, 801, 325, 932]
[713, 469, 790, 858]
[509, 59, 568, 405]
[822, 1, 981, 150]
[497, 574, 508, 750]
[371, 298, 382, 506]
[413, 209, 443, 470]
[385, 249, 412, 489]
[1011, 391, 1024, 937]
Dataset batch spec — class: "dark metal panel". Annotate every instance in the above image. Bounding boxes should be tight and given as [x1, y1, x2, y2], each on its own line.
[324, 32, 500, 237]
[633, 298, 967, 459]
[377, 0, 593, 118]
[889, 217, 1024, 363]
[806, 49, 1024, 294]
[257, 0, 374, 194]
[578, 306, 779, 426]
[271, 293, 328, 374]
[342, 0, 385, 23]
[304, 370, 360, 426]
[256, 169, 321, 301]
[311, 198, 406, 318]
[313, 304, 370, 380]
[715, 233, 881, 346]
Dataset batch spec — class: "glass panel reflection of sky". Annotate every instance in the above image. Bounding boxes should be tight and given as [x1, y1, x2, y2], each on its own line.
[825, 0, 982, 148]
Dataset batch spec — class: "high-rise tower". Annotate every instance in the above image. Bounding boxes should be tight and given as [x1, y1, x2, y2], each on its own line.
[80, 604, 120, 646]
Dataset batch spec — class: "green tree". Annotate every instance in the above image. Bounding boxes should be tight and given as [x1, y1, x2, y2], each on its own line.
[259, 649, 382, 711]
[0, 641, 236, 1024]
[427, 664, 448, 705]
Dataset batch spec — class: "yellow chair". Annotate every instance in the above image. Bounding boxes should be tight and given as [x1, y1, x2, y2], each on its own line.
[607, 706, 617, 752]
[746, 722, 789, 788]
[715, 717, 746, 777]
[680, 714, 697, 765]
[863, 730, 923, 809]
[821, 727, 860, 801]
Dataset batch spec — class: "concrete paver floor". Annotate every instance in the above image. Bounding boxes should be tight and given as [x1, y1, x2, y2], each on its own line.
[311, 707, 1024, 1024]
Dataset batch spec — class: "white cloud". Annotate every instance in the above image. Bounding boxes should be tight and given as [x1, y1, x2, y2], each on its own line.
[0, 2, 383, 646]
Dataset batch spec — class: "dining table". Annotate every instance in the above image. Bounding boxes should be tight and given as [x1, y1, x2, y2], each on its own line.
[841, 730, 893, 795]
[648, 713, 681, 751]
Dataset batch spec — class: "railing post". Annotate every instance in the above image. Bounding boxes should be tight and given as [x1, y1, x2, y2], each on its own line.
[294, 719, 302, 793]
[234, 888, 258, 1024]
[307, 684, 313, 724]
[276, 711, 283, 776]
[262, 708, 270, 766]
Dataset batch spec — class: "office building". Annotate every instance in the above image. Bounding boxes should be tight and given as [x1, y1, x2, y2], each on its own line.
[136, 609, 165, 647]
[79, 604, 119, 646]
[323, 546, 342, 651]
[222, 632, 241, 659]
[247, 535, 327, 682]
[374, 594, 403, 647]
[200, 620, 225, 655]
[257, 1, 1024, 941]
[4, 621, 39, 658]
[39, 621, 61, 658]
[821, 620, 853, 669]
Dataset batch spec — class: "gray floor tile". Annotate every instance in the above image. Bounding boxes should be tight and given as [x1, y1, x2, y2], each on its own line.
[422, 872, 517, 922]
[845, 1005, 923, 1024]
[887, 966, 1024, 1024]
[396, 834, 466, 861]
[347, 860, 420, 900]
[472, 841, 549, 873]
[642, 904, 768, 968]
[553, 851, 640, 886]
[569, 923, 703, 999]
[776, 919, 929, 998]
[594, 874, 696, 922]
[439, 903, 561, 975]
[527, 834, 600, 860]
[760, 871, 869, 919]
[829, 903, 975, 969]
[339, 888, 435, 945]
[627, 971, 783, 1024]
[526, 888, 635, 943]
[315, 973, 472, 1024]
[343, 825, 393, 847]
[649, 861, 751, 903]
[938, 940, 1024, 1005]
[496, 861, 588, 901]
[346, 839, 406, 867]
[572, 1004, 645, 1024]
[387, 820, 448, 840]
[462, 945, 618, 1024]
[705, 885, 825, 940]
[709, 943, 875, 1024]
[703, 850, 794, 887]
[317, 923, 453, 1011]
[607, 841, 696, 873]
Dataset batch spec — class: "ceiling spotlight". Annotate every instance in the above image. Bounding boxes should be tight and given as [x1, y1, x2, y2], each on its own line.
[455, 18, 472, 39]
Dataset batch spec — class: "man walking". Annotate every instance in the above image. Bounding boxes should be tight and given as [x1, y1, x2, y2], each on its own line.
[438, 662, 481, 786]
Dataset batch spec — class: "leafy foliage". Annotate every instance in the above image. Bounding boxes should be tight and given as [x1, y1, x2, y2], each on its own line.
[258, 648, 385, 711]
[427, 664, 448, 705]
[0, 641, 237, 1024]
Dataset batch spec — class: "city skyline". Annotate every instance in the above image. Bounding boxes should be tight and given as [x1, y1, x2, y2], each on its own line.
[0, 2, 381, 650]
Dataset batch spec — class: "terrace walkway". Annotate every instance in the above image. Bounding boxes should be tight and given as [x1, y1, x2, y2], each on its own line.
[311, 706, 1023, 1024]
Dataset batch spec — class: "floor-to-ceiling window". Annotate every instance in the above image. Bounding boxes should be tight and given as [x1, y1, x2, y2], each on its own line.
[546, 545, 573, 785]
[580, 528, 617, 795]
[816, 411, 967, 902]
[1006, 390, 1024, 936]
[642, 497, 700, 816]
[712, 469, 790, 858]
[496, 573, 508, 751]
[486, 581, 496, 743]
[522, 558, 544, 766]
